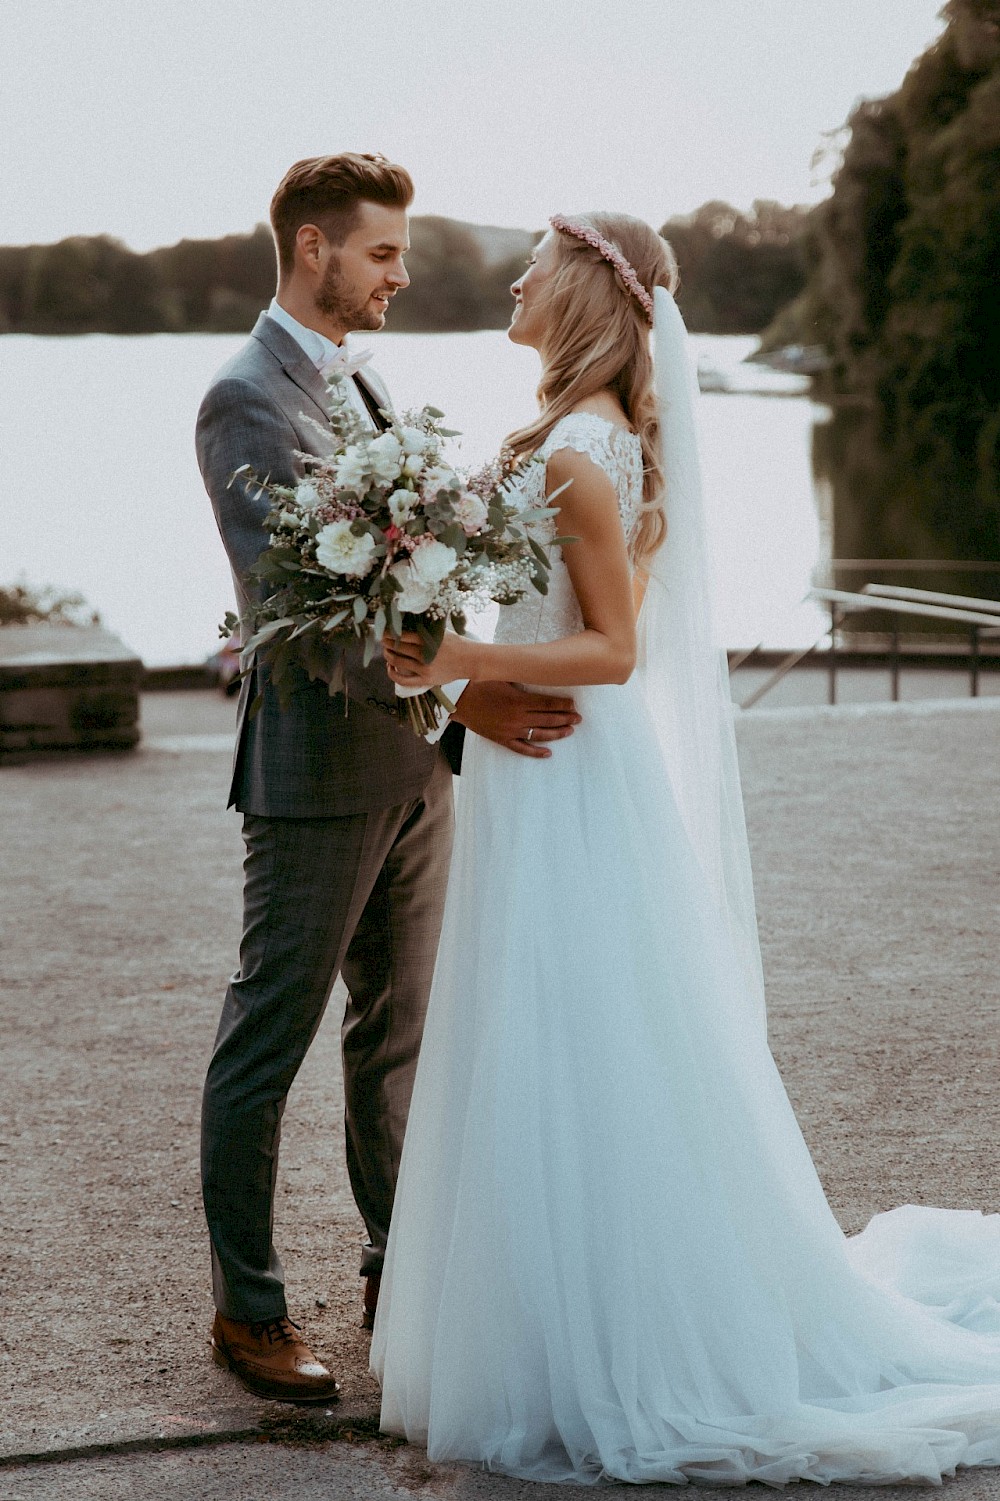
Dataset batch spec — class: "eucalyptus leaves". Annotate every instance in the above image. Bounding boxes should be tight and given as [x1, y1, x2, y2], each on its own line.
[223, 372, 561, 736]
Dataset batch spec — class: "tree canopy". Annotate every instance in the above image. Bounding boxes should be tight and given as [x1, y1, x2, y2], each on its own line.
[661, 200, 809, 335]
[794, 0, 1000, 566]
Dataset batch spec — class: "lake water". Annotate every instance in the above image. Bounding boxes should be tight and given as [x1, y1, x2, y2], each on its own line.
[0, 329, 830, 665]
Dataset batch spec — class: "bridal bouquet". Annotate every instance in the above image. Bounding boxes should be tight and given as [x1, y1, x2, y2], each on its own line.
[223, 371, 559, 735]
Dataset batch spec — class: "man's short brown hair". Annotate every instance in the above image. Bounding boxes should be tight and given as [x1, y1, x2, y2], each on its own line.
[269, 153, 414, 274]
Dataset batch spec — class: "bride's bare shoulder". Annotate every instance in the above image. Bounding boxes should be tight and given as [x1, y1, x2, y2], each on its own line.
[567, 390, 634, 434]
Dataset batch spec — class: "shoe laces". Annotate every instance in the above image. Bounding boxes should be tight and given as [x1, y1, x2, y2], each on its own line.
[250, 1316, 301, 1347]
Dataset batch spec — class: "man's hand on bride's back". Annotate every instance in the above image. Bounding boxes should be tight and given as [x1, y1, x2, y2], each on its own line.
[452, 682, 580, 759]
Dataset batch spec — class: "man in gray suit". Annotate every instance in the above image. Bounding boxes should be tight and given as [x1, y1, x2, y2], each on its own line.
[197, 153, 579, 1403]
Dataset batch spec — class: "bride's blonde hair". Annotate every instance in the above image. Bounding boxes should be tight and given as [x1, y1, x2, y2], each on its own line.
[504, 213, 679, 567]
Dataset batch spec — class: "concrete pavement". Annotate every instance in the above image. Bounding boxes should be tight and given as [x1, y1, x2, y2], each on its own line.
[2, 689, 998, 1497]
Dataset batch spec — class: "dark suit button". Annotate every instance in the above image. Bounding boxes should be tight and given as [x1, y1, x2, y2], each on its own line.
[367, 694, 407, 724]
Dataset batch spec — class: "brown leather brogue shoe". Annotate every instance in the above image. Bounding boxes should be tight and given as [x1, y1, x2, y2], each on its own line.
[210, 1313, 341, 1404]
[362, 1273, 381, 1331]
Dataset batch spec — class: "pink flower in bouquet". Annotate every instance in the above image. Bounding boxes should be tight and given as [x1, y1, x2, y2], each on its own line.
[454, 491, 489, 535]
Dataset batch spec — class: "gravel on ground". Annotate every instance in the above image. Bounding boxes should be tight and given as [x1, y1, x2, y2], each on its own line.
[1, 690, 998, 1498]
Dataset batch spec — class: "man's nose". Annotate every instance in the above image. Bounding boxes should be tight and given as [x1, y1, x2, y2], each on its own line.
[388, 259, 410, 289]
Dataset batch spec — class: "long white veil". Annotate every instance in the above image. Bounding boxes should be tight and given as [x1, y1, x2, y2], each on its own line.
[636, 286, 766, 1031]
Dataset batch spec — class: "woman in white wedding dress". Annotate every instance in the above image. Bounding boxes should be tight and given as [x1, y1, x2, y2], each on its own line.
[372, 212, 1000, 1486]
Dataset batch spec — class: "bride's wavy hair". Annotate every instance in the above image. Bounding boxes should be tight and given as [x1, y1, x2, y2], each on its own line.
[504, 213, 679, 567]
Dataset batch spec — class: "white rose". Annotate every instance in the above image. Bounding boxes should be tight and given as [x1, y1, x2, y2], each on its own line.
[390, 560, 436, 615]
[421, 465, 459, 500]
[402, 453, 425, 479]
[295, 481, 321, 512]
[399, 425, 428, 456]
[454, 491, 489, 535]
[334, 445, 368, 491]
[409, 537, 458, 587]
[315, 520, 377, 578]
[388, 488, 416, 524]
[367, 431, 404, 481]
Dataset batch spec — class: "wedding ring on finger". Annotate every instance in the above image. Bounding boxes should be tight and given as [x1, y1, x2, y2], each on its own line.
[526, 727, 534, 742]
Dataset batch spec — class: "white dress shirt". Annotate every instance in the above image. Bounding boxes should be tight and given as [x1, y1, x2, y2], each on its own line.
[267, 298, 377, 431]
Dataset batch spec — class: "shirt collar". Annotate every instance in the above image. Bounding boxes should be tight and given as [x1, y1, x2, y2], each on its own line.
[267, 297, 342, 369]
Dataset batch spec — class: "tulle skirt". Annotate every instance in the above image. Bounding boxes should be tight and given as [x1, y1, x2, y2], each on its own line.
[371, 678, 1000, 1485]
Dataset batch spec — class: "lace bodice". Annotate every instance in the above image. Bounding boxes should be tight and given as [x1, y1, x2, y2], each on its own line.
[497, 412, 644, 648]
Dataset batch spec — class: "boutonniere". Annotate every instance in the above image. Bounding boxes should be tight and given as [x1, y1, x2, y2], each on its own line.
[318, 346, 374, 380]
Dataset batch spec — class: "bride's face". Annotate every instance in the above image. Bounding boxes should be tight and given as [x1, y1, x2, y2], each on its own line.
[508, 233, 558, 348]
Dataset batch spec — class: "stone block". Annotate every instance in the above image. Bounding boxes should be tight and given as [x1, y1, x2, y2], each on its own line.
[0, 625, 143, 758]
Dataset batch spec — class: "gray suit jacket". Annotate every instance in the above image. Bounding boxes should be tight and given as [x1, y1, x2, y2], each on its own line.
[197, 312, 447, 817]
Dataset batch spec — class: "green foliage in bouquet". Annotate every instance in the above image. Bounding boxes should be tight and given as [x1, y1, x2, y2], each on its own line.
[223, 373, 567, 735]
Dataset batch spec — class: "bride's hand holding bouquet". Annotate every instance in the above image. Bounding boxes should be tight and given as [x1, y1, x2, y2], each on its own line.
[383, 627, 473, 691]
[223, 369, 563, 736]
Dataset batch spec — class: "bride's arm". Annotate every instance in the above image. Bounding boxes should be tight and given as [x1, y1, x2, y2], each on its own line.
[385, 447, 637, 689]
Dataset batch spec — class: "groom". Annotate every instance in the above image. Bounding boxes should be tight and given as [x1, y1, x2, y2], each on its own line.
[196, 153, 580, 1403]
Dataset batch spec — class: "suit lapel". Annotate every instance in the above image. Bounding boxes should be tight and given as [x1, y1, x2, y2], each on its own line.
[251, 312, 394, 434]
[284, 357, 333, 423]
[251, 313, 331, 424]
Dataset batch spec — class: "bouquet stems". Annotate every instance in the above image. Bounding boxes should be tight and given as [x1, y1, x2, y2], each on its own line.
[401, 685, 457, 737]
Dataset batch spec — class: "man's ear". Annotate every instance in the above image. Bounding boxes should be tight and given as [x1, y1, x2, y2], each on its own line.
[295, 223, 324, 272]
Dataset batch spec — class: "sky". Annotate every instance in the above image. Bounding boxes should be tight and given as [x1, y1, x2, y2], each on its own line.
[2, 0, 946, 250]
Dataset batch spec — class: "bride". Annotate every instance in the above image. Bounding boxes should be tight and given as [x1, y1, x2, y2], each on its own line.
[371, 212, 1000, 1486]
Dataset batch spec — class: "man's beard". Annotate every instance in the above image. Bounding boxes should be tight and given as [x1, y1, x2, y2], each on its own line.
[315, 254, 384, 332]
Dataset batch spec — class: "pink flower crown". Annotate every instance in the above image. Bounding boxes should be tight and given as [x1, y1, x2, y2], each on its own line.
[549, 215, 655, 324]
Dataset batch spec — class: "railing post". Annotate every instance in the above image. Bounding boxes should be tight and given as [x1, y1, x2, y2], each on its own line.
[828, 605, 838, 705]
[891, 624, 900, 701]
[971, 625, 980, 697]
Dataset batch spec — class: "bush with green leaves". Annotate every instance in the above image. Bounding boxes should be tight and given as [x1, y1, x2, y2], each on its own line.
[0, 583, 99, 628]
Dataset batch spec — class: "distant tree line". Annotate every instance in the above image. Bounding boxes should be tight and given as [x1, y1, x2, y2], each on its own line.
[662, 200, 809, 334]
[783, 0, 1000, 573]
[0, 219, 526, 336]
[0, 205, 809, 339]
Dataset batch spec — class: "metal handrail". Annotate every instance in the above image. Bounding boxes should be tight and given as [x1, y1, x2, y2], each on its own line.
[861, 583, 1000, 616]
[738, 630, 832, 710]
[727, 643, 765, 673]
[813, 588, 1000, 700]
[810, 588, 1000, 629]
[826, 559, 1000, 574]
[734, 586, 999, 708]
